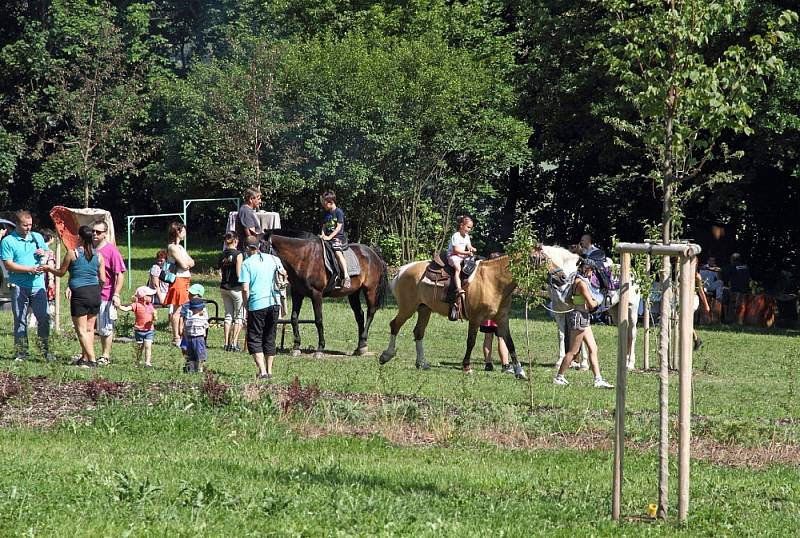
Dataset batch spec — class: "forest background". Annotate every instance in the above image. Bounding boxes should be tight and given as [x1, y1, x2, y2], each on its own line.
[1, 0, 798, 290]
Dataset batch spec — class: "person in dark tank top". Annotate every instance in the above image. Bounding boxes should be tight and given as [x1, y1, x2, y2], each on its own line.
[46, 225, 107, 368]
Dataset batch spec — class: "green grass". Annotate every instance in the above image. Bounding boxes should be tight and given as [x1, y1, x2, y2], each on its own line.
[1, 238, 798, 536]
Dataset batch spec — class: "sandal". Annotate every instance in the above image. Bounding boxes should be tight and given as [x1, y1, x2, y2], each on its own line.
[97, 356, 110, 366]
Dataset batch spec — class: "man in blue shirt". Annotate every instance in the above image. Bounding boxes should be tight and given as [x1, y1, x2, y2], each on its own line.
[240, 236, 286, 380]
[0, 210, 52, 361]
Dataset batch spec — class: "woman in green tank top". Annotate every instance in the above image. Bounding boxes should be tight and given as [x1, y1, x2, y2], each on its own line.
[554, 257, 614, 389]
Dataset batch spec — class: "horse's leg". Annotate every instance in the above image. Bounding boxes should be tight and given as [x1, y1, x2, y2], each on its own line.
[311, 291, 325, 359]
[348, 292, 366, 356]
[358, 287, 379, 355]
[290, 291, 305, 357]
[461, 321, 481, 373]
[379, 301, 417, 365]
[412, 305, 432, 370]
[496, 319, 526, 380]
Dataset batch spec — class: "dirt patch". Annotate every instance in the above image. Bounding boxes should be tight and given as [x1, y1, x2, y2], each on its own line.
[0, 375, 132, 429]
[1, 375, 797, 468]
[290, 420, 798, 469]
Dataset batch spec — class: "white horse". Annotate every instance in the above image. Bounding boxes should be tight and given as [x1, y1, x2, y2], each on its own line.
[538, 245, 642, 370]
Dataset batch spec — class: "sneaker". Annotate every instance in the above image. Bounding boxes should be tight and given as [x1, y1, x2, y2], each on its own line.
[484, 362, 494, 372]
[13, 355, 26, 362]
[553, 374, 569, 386]
[594, 378, 614, 389]
[514, 364, 528, 380]
[82, 360, 98, 369]
[230, 344, 242, 353]
[501, 364, 514, 374]
[97, 356, 110, 366]
[71, 355, 83, 365]
[44, 352, 57, 362]
[224, 344, 231, 352]
[257, 373, 272, 380]
[144, 363, 153, 369]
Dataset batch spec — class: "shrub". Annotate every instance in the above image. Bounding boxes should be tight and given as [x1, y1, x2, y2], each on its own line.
[201, 371, 231, 406]
[282, 377, 320, 415]
[85, 377, 124, 402]
[0, 372, 22, 405]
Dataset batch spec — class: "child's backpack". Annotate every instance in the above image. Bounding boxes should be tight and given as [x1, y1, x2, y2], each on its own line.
[549, 270, 578, 311]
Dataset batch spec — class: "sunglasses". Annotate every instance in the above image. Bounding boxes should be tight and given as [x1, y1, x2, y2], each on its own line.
[92, 229, 106, 235]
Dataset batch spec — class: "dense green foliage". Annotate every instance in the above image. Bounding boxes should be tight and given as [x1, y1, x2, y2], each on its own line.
[1, 1, 799, 277]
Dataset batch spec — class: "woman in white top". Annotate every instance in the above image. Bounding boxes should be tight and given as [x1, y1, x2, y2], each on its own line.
[164, 221, 195, 346]
[447, 216, 477, 294]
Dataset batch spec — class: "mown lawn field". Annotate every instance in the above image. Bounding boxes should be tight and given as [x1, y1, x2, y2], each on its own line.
[0, 238, 798, 536]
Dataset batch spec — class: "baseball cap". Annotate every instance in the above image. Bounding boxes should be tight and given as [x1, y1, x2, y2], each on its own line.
[135, 286, 158, 298]
[245, 236, 261, 249]
[189, 297, 206, 309]
[188, 283, 205, 297]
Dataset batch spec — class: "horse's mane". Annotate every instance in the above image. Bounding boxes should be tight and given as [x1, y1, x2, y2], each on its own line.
[267, 228, 317, 240]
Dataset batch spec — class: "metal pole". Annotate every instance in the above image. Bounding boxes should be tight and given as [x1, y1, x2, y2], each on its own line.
[183, 200, 189, 251]
[127, 216, 134, 289]
[612, 251, 631, 521]
[643, 254, 651, 370]
[678, 255, 694, 523]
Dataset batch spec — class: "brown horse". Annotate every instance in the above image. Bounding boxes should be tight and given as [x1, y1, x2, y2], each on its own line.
[265, 230, 389, 358]
[378, 256, 526, 377]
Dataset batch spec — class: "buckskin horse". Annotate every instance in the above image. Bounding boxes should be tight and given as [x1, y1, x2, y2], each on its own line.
[378, 255, 527, 378]
[264, 230, 389, 358]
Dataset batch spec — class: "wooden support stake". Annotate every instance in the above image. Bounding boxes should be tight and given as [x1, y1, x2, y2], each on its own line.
[658, 255, 670, 520]
[612, 251, 631, 521]
[678, 255, 694, 523]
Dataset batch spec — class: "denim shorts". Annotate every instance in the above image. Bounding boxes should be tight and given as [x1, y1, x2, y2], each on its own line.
[134, 329, 155, 343]
[568, 310, 591, 331]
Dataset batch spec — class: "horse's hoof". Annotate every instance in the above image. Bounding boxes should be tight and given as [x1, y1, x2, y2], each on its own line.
[353, 346, 368, 356]
[415, 360, 430, 370]
[291, 349, 301, 358]
[379, 350, 394, 364]
[514, 365, 528, 380]
[313, 351, 324, 359]
[462, 366, 473, 374]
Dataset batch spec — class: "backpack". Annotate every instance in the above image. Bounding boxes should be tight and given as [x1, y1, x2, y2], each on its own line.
[549, 270, 578, 311]
[159, 261, 177, 284]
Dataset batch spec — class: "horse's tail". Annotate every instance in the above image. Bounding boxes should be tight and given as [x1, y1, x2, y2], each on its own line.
[373, 247, 390, 309]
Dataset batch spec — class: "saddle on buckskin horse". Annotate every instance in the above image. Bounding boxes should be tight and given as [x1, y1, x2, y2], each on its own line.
[422, 251, 478, 321]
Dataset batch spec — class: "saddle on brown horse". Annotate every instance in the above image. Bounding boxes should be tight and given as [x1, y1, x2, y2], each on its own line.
[422, 251, 477, 321]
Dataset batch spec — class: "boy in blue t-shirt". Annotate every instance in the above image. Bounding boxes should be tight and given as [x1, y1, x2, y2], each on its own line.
[319, 190, 350, 288]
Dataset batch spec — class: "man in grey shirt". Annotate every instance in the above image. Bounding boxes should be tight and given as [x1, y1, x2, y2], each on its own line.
[236, 187, 262, 247]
